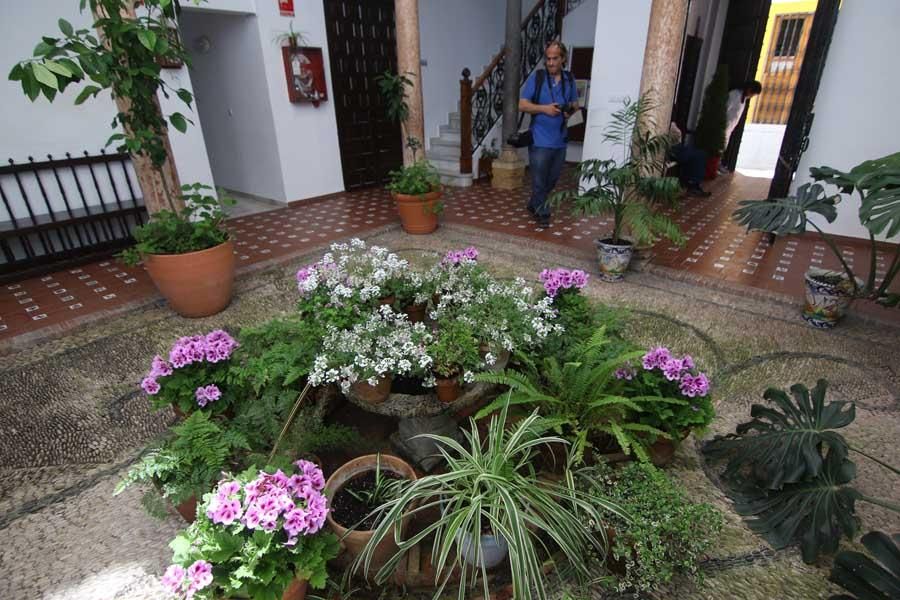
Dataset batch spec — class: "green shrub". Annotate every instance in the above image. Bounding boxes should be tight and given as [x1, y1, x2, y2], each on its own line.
[694, 64, 729, 157]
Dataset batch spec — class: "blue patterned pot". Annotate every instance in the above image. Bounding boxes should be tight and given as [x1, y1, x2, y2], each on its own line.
[802, 268, 859, 329]
[596, 238, 634, 282]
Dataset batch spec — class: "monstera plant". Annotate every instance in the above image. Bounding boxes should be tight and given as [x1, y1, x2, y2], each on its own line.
[703, 379, 900, 563]
[830, 531, 900, 600]
[733, 153, 900, 327]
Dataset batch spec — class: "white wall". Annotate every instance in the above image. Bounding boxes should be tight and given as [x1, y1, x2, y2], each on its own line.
[419, 0, 506, 149]
[736, 124, 784, 172]
[179, 11, 285, 201]
[562, 0, 598, 49]
[793, 0, 900, 241]
[581, 0, 653, 163]
[0, 0, 214, 212]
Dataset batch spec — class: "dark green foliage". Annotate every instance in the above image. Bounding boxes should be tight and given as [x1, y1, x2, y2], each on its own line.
[119, 183, 234, 265]
[375, 70, 414, 124]
[115, 411, 249, 512]
[578, 461, 723, 593]
[540, 292, 629, 364]
[830, 531, 900, 600]
[429, 318, 481, 378]
[694, 64, 729, 157]
[733, 182, 840, 236]
[385, 160, 442, 198]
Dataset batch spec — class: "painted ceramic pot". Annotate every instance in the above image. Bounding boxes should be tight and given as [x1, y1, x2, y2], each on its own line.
[596, 238, 634, 282]
[457, 530, 509, 569]
[802, 268, 859, 329]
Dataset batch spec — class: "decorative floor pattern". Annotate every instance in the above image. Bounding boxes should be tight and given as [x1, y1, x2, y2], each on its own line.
[1, 171, 897, 344]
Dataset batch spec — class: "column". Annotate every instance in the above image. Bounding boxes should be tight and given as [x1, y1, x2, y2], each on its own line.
[395, 0, 426, 166]
[492, 0, 526, 190]
[638, 0, 690, 135]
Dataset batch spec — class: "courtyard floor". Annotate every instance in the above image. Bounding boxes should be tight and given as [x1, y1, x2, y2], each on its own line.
[1, 219, 898, 599]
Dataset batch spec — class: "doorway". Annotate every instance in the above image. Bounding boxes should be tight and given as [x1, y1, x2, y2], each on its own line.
[323, 0, 403, 191]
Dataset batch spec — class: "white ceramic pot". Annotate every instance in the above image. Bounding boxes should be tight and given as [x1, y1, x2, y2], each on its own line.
[457, 530, 509, 569]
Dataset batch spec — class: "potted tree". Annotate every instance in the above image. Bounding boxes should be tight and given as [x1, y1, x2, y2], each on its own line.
[694, 64, 729, 179]
[733, 153, 900, 328]
[550, 95, 685, 281]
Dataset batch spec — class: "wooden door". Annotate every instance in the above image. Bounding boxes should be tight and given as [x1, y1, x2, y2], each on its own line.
[752, 13, 814, 125]
[324, 0, 403, 190]
[672, 34, 703, 134]
[769, 0, 840, 199]
[717, 0, 772, 169]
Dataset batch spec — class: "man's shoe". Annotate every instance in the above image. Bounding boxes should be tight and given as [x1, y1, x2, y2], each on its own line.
[686, 186, 711, 198]
[536, 215, 551, 228]
[526, 205, 536, 216]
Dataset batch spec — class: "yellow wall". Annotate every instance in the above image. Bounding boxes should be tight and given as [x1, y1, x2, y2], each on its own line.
[747, 0, 819, 119]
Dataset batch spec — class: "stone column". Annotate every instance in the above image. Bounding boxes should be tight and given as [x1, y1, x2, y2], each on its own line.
[638, 0, 689, 135]
[492, 0, 526, 190]
[395, 0, 426, 165]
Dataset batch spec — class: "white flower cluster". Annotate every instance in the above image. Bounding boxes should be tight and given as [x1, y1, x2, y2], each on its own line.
[309, 305, 433, 394]
[296, 239, 408, 304]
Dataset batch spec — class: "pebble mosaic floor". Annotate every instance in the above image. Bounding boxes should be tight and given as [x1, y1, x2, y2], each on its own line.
[1, 171, 897, 344]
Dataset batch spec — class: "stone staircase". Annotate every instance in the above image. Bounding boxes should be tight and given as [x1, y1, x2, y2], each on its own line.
[426, 109, 473, 187]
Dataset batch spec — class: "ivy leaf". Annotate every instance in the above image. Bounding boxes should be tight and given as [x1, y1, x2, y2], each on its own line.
[169, 112, 188, 133]
[44, 60, 73, 79]
[137, 29, 158, 52]
[175, 88, 193, 107]
[75, 85, 101, 105]
[58, 18, 74, 37]
[32, 63, 59, 90]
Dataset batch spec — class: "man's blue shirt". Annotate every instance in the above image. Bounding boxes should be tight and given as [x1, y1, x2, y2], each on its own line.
[520, 70, 578, 149]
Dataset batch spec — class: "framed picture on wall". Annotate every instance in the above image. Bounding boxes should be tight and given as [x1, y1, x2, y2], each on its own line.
[282, 46, 328, 106]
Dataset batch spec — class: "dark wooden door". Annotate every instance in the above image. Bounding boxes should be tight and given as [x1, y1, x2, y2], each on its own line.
[324, 0, 402, 190]
[672, 34, 703, 134]
[717, 0, 772, 169]
[769, 0, 841, 198]
[567, 47, 593, 143]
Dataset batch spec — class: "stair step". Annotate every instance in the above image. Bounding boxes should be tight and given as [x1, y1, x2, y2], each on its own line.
[427, 156, 461, 172]
[427, 146, 459, 161]
[429, 136, 460, 151]
[439, 125, 461, 141]
[437, 168, 473, 188]
[448, 112, 461, 129]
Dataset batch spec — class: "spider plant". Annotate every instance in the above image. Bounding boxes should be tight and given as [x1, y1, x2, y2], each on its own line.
[352, 398, 626, 600]
[344, 454, 398, 507]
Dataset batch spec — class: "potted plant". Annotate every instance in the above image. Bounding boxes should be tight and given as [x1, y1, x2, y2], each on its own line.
[309, 305, 434, 404]
[353, 401, 621, 599]
[139, 328, 240, 417]
[613, 345, 714, 466]
[323, 454, 417, 567]
[273, 21, 307, 49]
[478, 139, 500, 182]
[114, 411, 249, 522]
[386, 270, 429, 323]
[733, 153, 900, 328]
[120, 184, 237, 317]
[428, 319, 481, 403]
[694, 64, 729, 179]
[830, 530, 900, 600]
[576, 461, 723, 594]
[161, 460, 340, 600]
[550, 95, 685, 281]
[386, 139, 443, 235]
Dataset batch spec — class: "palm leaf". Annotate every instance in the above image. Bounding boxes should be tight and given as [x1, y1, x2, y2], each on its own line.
[703, 379, 854, 489]
[733, 182, 840, 235]
[829, 531, 900, 600]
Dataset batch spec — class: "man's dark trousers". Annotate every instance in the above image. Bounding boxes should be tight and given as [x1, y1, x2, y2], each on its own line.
[528, 146, 567, 219]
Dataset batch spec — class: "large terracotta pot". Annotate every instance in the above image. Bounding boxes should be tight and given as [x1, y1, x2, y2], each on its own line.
[351, 376, 392, 405]
[802, 268, 860, 329]
[324, 454, 417, 569]
[143, 239, 236, 318]
[596, 238, 634, 282]
[393, 190, 441, 234]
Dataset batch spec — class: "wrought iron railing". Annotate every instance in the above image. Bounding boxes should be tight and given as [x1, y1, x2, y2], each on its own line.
[0, 150, 146, 282]
[459, 0, 564, 173]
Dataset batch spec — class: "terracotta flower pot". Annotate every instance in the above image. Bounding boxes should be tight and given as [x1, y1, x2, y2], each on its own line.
[393, 190, 440, 234]
[403, 303, 427, 323]
[281, 578, 308, 600]
[143, 239, 236, 318]
[324, 454, 417, 569]
[174, 495, 198, 523]
[378, 295, 395, 306]
[435, 377, 460, 403]
[351, 376, 392, 405]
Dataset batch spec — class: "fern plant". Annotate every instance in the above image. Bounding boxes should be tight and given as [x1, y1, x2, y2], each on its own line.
[550, 94, 685, 246]
[474, 328, 679, 463]
[115, 411, 249, 516]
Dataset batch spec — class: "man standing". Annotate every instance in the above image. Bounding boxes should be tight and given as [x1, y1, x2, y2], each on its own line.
[722, 80, 763, 172]
[518, 41, 579, 228]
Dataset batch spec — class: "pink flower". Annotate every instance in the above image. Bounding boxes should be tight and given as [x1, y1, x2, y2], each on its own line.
[680, 373, 710, 398]
[614, 367, 634, 381]
[187, 560, 213, 589]
[294, 460, 326, 491]
[682, 354, 695, 370]
[161, 564, 185, 595]
[194, 384, 221, 407]
[662, 358, 685, 381]
[150, 355, 173, 378]
[141, 377, 160, 395]
[642, 346, 672, 370]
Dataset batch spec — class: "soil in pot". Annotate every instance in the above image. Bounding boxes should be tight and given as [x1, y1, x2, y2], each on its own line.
[331, 470, 404, 531]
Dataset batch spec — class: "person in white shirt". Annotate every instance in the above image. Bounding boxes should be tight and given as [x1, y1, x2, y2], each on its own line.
[722, 80, 762, 172]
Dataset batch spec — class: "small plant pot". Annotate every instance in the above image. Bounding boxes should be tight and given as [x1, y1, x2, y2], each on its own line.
[404, 303, 427, 323]
[704, 155, 721, 180]
[143, 239, 236, 318]
[351, 376, 392, 405]
[281, 578, 308, 600]
[802, 268, 860, 329]
[457, 530, 508, 569]
[324, 454, 417, 568]
[478, 156, 494, 181]
[596, 238, 634, 282]
[648, 438, 676, 467]
[378, 294, 395, 307]
[174, 495, 198, 523]
[393, 190, 441, 234]
[435, 377, 460, 403]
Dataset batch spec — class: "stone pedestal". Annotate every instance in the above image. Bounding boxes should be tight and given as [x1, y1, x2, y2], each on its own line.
[491, 148, 526, 190]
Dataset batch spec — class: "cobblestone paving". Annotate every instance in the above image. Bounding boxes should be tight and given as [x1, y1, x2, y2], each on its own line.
[2, 227, 897, 599]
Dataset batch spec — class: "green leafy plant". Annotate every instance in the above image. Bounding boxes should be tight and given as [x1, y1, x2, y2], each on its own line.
[385, 158, 442, 200]
[353, 399, 624, 600]
[703, 379, 900, 563]
[344, 454, 400, 508]
[119, 183, 234, 265]
[481, 139, 500, 160]
[9, 0, 198, 210]
[474, 328, 677, 463]
[114, 411, 249, 516]
[375, 70, 414, 124]
[550, 94, 685, 246]
[694, 64, 729, 157]
[539, 293, 628, 364]
[428, 318, 481, 379]
[273, 21, 308, 47]
[733, 153, 900, 308]
[830, 531, 900, 600]
[578, 461, 723, 593]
